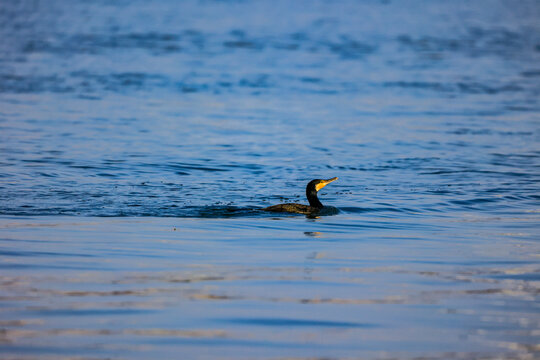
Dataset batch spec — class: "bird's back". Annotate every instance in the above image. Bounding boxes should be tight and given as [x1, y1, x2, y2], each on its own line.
[262, 203, 319, 215]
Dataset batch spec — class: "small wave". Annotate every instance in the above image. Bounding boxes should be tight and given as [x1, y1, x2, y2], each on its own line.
[449, 198, 499, 206]
[340, 206, 417, 214]
[223, 317, 373, 328]
[397, 26, 536, 58]
[383, 80, 523, 95]
[0, 206, 257, 218]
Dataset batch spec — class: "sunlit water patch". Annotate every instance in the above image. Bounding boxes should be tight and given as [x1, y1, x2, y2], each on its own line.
[0, 216, 538, 359]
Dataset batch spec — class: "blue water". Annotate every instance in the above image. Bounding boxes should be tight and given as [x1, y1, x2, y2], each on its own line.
[0, 0, 539, 359]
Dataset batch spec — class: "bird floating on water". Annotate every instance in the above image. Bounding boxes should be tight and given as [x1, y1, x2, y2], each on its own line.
[262, 177, 339, 215]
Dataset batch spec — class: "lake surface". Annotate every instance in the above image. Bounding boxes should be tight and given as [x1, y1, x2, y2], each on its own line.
[1, 0, 539, 359]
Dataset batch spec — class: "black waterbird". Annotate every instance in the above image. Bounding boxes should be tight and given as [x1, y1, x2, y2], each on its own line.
[262, 177, 339, 215]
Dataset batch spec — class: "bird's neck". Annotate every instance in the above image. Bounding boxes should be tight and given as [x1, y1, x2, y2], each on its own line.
[306, 190, 323, 208]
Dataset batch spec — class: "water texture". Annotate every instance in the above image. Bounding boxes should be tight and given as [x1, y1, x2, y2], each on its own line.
[0, 0, 539, 359]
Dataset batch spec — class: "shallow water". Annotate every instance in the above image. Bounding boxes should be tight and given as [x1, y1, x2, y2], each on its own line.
[1, 0, 539, 359]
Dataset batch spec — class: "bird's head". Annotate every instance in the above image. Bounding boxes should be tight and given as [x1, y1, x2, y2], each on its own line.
[306, 177, 338, 207]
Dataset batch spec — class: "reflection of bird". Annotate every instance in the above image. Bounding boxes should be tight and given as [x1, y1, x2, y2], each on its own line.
[263, 177, 338, 215]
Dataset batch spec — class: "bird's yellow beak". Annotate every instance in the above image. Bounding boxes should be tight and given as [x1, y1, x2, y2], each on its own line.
[315, 177, 338, 191]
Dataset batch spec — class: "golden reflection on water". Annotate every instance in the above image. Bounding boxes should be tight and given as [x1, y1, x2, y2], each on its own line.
[1, 264, 537, 308]
[304, 231, 322, 237]
[0, 328, 229, 342]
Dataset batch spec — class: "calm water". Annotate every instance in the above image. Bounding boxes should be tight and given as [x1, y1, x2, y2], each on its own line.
[1, 0, 539, 358]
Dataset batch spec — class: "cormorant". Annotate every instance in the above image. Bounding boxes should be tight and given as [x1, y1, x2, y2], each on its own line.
[262, 177, 338, 215]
